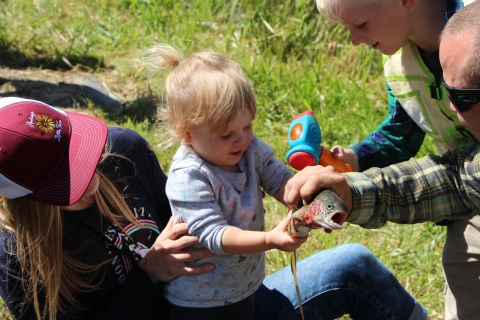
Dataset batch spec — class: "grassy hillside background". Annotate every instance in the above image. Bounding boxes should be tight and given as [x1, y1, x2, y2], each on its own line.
[0, 0, 445, 318]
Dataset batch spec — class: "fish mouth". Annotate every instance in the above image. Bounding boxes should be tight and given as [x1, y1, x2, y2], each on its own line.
[321, 210, 347, 231]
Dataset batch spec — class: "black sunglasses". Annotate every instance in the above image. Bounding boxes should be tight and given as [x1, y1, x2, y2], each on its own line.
[441, 78, 480, 112]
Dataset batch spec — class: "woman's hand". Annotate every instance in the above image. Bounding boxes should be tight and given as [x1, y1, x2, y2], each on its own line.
[139, 217, 216, 283]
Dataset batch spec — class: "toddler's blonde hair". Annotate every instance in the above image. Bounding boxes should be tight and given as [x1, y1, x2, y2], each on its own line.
[145, 44, 257, 147]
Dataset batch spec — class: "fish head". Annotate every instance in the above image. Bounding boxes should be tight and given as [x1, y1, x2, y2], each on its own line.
[307, 190, 348, 232]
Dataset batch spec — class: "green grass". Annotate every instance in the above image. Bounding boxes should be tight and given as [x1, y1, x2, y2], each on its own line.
[0, 0, 443, 318]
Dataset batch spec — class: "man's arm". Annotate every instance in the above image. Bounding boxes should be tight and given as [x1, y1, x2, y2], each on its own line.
[345, 147, 477, 228]
[285, 144, 480, 228]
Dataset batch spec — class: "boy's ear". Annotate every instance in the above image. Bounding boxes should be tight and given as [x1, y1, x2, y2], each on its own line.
[402, 0, 416, 12]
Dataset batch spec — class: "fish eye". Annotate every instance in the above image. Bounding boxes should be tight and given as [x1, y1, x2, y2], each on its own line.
[327, 204, 333, 209]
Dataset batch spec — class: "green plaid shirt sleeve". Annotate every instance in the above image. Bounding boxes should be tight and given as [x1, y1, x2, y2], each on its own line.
[343, 144, 480, 228]
[350, 84, 426, 171]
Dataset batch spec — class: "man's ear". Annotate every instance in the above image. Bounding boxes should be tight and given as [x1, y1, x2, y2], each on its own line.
[402, 0, 416, 12]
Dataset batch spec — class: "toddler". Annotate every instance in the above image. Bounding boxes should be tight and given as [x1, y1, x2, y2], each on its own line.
[145, 44, 307, 320]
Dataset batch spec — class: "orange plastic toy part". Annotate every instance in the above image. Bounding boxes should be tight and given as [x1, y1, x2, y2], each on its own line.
[319, 147, 353, 173]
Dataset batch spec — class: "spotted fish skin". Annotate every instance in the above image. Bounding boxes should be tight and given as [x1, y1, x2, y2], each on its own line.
[289, 190, 348, 237]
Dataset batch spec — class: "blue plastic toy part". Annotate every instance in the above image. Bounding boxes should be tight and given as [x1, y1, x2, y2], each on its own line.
[286, 110, 322, 170]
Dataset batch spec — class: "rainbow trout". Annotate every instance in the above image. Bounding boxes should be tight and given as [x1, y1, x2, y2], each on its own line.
[289, 189, 348, 237]
[288, 189, 348, 320]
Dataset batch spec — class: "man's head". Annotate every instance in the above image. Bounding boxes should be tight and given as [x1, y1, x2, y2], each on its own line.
[440, 1, 480, 139]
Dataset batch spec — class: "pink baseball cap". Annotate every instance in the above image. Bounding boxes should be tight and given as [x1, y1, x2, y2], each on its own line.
[0, 97, 108, 206]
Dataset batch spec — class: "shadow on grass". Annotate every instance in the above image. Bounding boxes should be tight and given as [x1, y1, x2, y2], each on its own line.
[0, 41, 105, 71]
[0, 43, 157, 122]
[0, 76, 158, 122]
[118, 95, 159, 124]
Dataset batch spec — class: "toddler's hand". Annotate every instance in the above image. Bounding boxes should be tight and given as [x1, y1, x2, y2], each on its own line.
[266, 214, 308, 252]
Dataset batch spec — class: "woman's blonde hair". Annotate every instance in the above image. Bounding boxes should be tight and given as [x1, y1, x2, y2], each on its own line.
[144, 44, 257, 147]
[0, 148, 138, 320]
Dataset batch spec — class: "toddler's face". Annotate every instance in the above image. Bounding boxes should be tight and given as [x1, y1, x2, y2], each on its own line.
[187, 111, 254, 172]
[335, 0, 412, 55]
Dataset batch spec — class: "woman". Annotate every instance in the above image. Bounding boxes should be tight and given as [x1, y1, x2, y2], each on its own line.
[0, 97, 214, 319]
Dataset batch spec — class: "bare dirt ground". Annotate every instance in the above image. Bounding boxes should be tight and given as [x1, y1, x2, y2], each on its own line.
[0, 67, 157, 120]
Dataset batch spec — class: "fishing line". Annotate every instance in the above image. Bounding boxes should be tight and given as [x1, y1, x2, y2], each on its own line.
[289, 215, 306, 320]
[291, 250, 305, 320]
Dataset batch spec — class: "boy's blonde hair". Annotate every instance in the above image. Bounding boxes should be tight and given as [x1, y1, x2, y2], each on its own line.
[316, 0, 391, 22]
[145, 44, 257, 146]
[316, 0, 344, 21]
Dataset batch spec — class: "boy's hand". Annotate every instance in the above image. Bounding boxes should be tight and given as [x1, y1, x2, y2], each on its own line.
[265, 214, 308, 252]
[331, 146, 359, 172]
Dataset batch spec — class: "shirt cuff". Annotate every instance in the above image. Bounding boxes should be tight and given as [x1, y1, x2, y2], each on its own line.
[342, 172, 378, 226]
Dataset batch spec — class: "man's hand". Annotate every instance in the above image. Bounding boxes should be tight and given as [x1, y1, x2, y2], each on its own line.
[284, 165, 353, 213]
